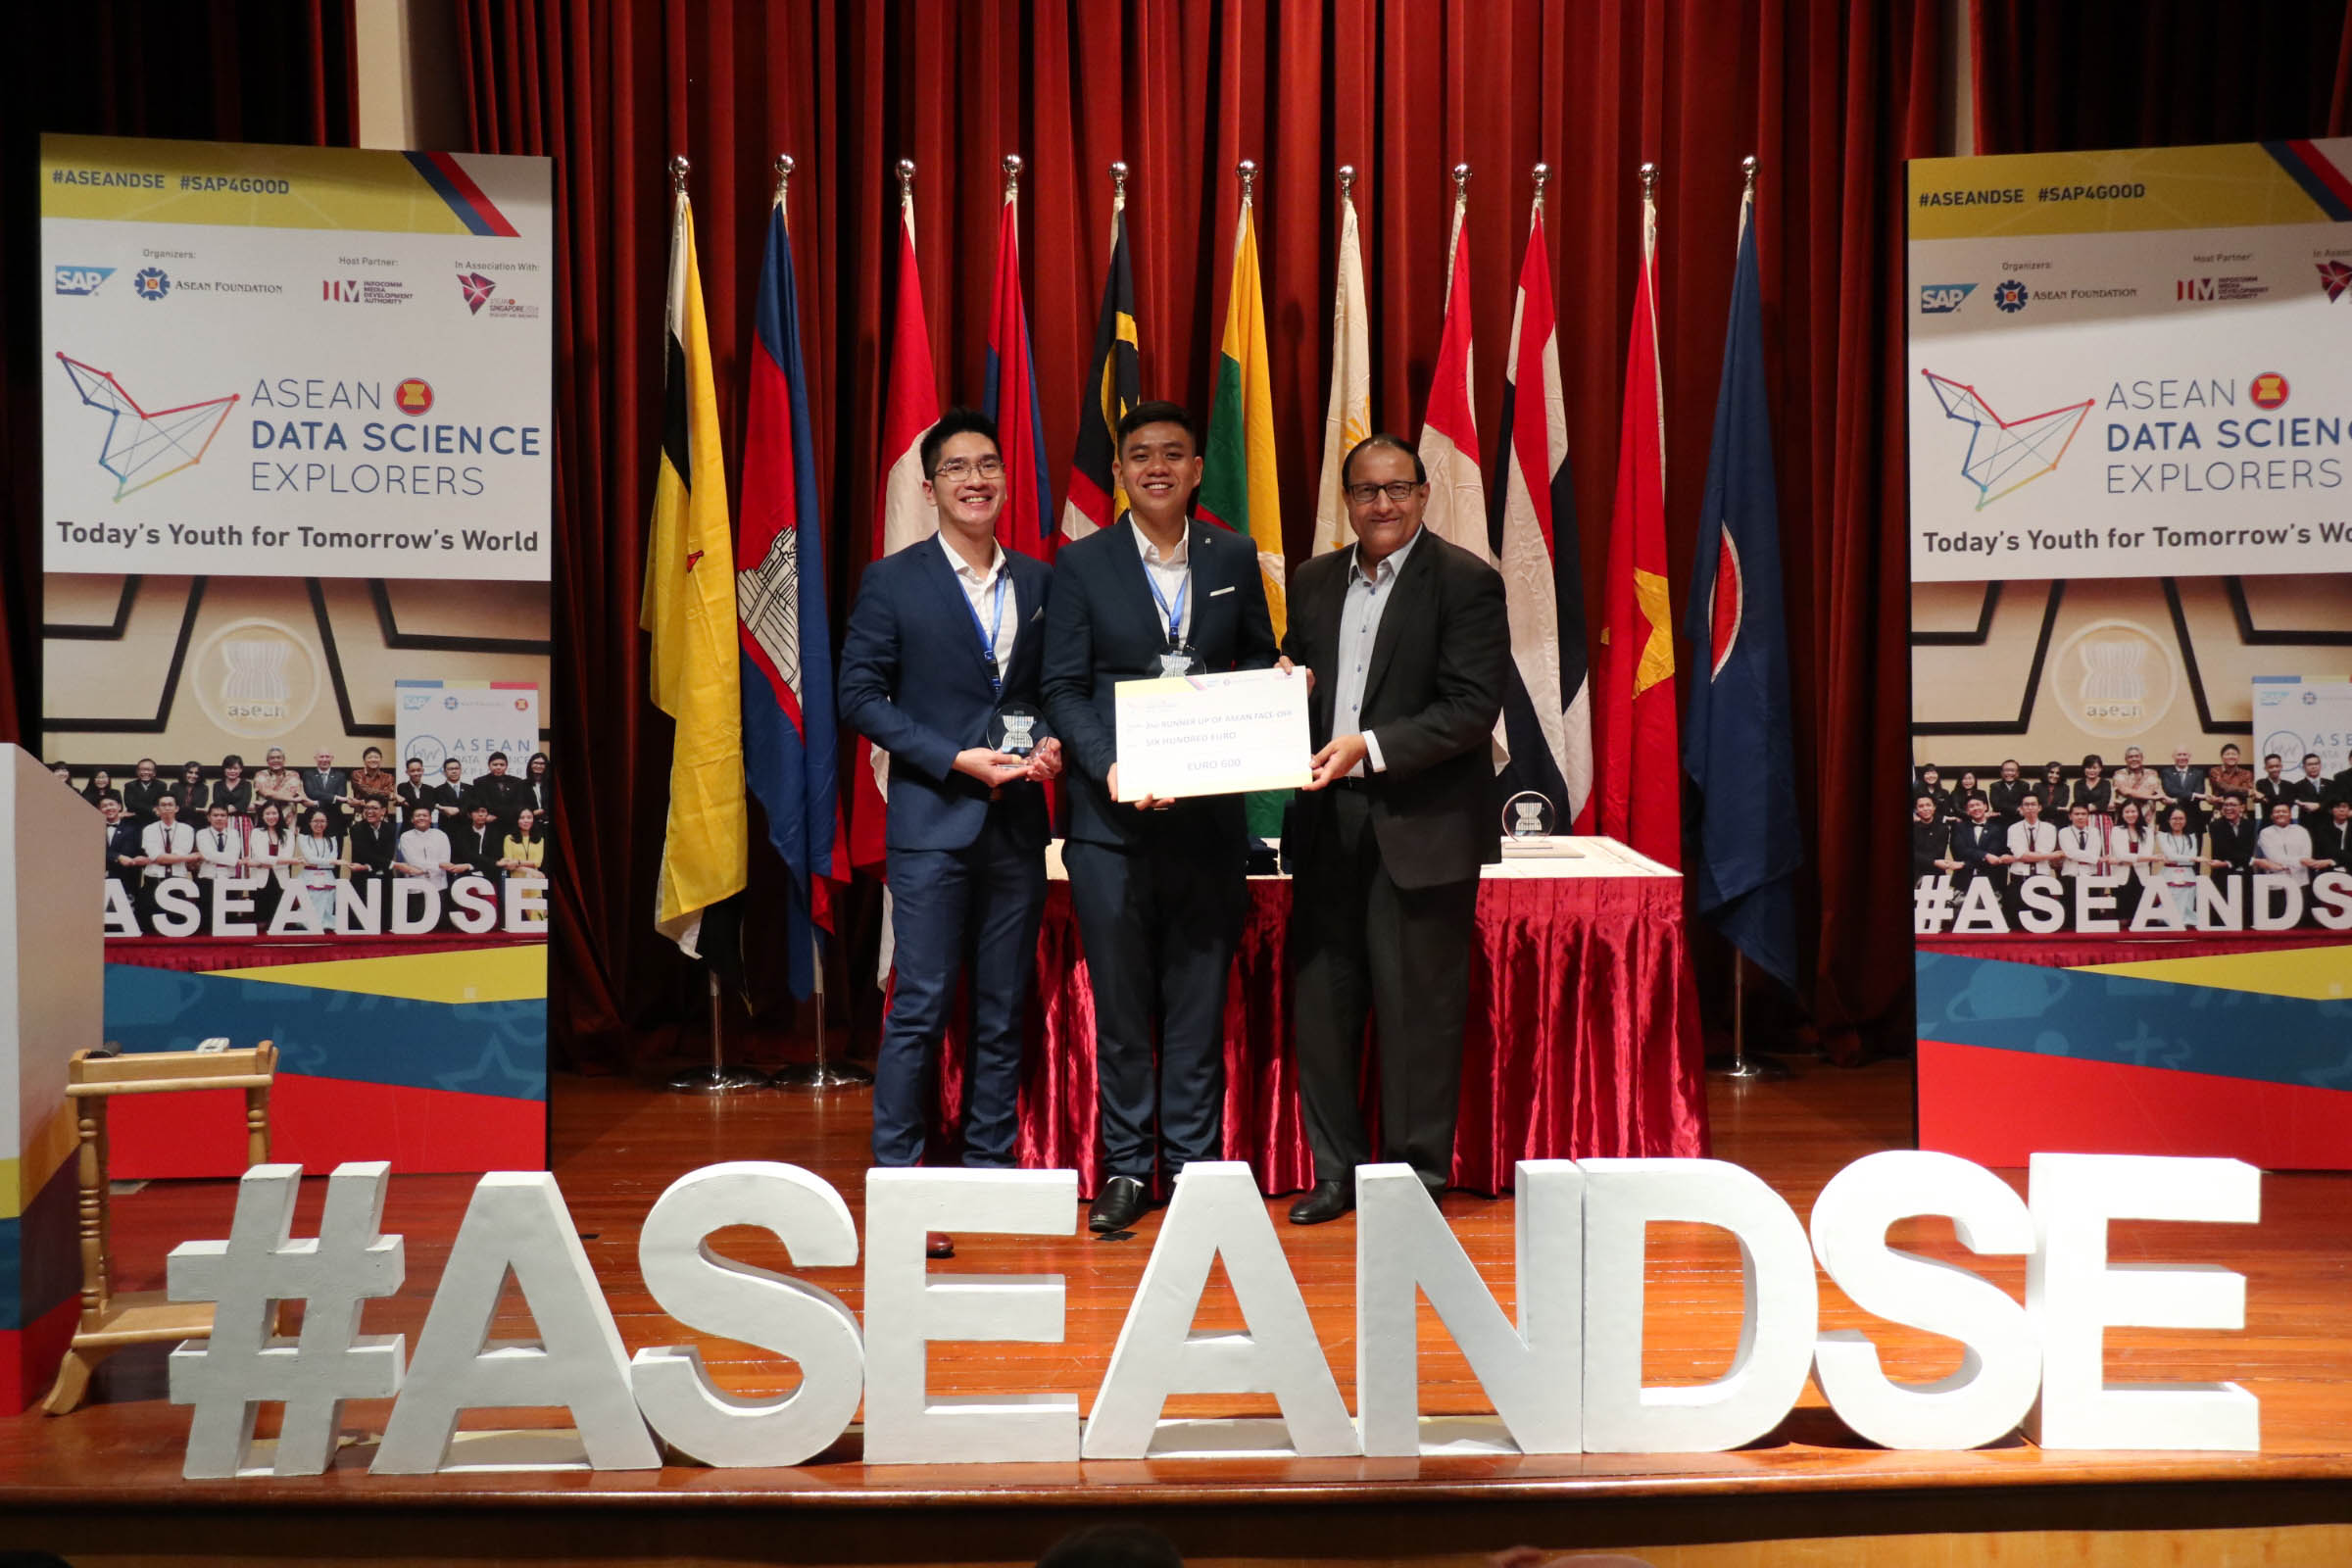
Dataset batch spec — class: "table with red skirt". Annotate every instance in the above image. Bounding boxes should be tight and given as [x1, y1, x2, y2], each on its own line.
[935, 839, 1708, 1197]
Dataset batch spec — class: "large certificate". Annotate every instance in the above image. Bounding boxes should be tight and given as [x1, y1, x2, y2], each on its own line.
[1112, 666, 1312, 801]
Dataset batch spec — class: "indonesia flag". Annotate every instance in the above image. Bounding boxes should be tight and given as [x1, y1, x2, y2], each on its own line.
[736, 188, 844, 1000]
[848, 174, 942, 877]
[1491, 193, 1587, 827]
[982, 168, 1055, 559]
[1416, 185, 1489, 561]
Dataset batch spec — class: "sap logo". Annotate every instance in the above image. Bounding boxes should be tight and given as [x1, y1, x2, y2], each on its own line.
[2178, 277, 2215, 301]
[1918, 283, 1976, 314]
[54, 267, 115, 296]
[1992, 279, 2029, 313]
[402, 693, 430, 711]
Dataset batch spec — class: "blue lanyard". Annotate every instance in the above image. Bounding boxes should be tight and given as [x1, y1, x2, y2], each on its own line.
[1143, 560, 1190, 646]
[961, 569, 1008, 697]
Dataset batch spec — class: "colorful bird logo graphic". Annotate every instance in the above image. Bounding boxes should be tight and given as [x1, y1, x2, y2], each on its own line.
[1920, 369, 2093, 511]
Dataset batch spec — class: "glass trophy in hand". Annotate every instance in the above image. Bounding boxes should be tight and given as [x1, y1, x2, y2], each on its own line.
[989, 703, 1041, 758]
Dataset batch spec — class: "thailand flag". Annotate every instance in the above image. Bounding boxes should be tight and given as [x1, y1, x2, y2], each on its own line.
[737, 195, 843, 1000]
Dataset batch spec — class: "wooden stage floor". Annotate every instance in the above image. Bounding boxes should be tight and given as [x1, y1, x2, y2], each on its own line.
[8, 1054, 2352, 1566]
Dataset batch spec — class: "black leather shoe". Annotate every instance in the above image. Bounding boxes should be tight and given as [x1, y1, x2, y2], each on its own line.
[1089, 1175, 1150, 1233]
[926, 1231, 955, 1259]
[1288, 1180, 1353, 1225]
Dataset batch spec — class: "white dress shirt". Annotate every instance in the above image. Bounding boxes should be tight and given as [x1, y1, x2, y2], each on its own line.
[399, 827, 453, 889]
[1331, 528, 1425, 776]
[937, 532, 1017, 676]
[1133, 522, 1195, 646]
[140, 819, 194, 880]
[2005, 817, 2056, 874]
[197, 825, 243, 879]
[2058, 823, 2105, 877]
[2258, 822, 2315, 885]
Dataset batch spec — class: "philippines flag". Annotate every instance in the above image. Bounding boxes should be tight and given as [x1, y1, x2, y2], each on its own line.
[848, 179, 942, 878]
[1685, 180, 1799, 991]
[1491, 196, 1587, 825]
[737, 191, 844, 1001]
[982, 182, 1055, 559]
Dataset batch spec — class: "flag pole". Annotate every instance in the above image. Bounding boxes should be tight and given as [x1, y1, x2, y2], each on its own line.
[1704, 154, 1788, 1086]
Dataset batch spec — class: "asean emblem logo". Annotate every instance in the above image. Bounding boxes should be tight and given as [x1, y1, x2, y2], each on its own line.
[133, 267, 171, 302]
[1993, 279, 2028, 313]
[2054, 618, 2178, 741]
[195, 617, 321, 740]
[395, 378, 434, 416]
[2251, 372, 2290, 410]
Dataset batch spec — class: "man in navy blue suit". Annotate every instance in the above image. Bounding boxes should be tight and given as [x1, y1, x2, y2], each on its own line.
[1041, 400, 1282, 1234]
[838, 408, 1063, 1259]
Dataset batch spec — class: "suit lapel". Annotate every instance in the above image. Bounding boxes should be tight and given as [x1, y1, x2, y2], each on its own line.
[1113, 515, 1175, 650]
[917, 533, 1000, 701]
[1004, 557, 1044, 683]
[1361, 531, 1434, 709]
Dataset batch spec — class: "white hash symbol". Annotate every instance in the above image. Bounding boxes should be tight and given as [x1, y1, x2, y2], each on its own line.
[167, 1162, 407, 1478]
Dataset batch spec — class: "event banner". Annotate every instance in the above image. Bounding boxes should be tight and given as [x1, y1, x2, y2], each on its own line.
[1907, 139, 2352, 1170]
[36, 136, 552, 1174]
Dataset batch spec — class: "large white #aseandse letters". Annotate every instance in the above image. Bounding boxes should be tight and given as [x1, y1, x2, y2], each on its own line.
[164, 1153, 2263, 1476]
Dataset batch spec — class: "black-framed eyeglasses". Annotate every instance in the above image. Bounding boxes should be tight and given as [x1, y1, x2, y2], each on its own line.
[1345, 480, 1421, 505]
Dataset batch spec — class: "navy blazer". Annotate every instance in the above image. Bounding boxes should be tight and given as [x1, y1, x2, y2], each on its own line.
[1040, 515, 1279, 848]
[1949, 818, 2006, 871]
[838, 534, 1054, 854]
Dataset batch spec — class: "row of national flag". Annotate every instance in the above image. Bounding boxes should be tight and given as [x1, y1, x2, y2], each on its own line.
[645, 157, 1800, 1001]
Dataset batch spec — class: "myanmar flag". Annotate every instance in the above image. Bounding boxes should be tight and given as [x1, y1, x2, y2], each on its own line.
[1198, 180, 1286, 639]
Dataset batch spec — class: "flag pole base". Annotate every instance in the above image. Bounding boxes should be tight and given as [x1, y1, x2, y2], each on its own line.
[665, 1064, 772, 1094]
[1706, 1052, 1790, 1083]
[772, 1059, 873, 1091]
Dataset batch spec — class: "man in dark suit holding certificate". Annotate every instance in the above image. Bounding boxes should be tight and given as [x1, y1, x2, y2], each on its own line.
[1279, 434, 1508, 1224]
[840, 409, 1062, 1259]
[1041, 400, 1280, 1234]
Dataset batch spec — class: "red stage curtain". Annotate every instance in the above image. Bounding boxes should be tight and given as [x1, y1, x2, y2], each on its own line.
[1972, 2, 2352, 155]
[0, 2, 359, 757]
[452, 0, 1947, 1071]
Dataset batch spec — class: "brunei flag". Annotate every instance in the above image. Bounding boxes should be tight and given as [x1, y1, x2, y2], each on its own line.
[983, 179, 1054, 559]
[1595, 175, 1681, 867]
[1060, 190, 1140, 545]
[737, 182, 844, 1002]
[1492, 194, 1588, 828]
[642, 183, 747, 956]
[1198, 176, 1286, 638]
[849, 173, 943, 877]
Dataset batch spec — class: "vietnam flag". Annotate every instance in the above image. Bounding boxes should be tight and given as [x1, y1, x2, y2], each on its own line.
[641, 182, 746, 956]
[1198, 172, 1286, 638]
[848, 174, 942, 877]
[1593, 174, 1680, 865]
[982, 171, 1054, 559]
[736, 181, 844, 1002]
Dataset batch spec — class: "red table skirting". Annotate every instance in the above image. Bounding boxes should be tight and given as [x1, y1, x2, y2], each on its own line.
[937, 873, 1707, 1198]
[1919, 930, 2349, 970]
[106, 933, 545, 972]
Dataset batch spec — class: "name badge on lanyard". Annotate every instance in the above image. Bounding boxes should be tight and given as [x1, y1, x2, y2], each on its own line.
[962, 570, 1008, 699]
[1144, 560, 1195, 676]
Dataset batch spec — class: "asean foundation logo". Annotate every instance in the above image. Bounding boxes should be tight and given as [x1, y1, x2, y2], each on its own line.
[2251, 372, 2290, 410]
[395, 378, 434, 416]
[1993, 279, 2029, 313]
[133, 267, 171, 301]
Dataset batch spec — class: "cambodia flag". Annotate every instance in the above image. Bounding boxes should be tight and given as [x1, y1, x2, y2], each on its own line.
[982, 190, 1055, 558]
[1685, 188, 1799, 991]
[737, 195, 843, 1000]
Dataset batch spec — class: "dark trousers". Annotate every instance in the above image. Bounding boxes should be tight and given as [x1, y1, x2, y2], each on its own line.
[1289, 789, 1480, 1184]
[1062, 830, 1246, 1180]
[873, 810, 1047, 1169]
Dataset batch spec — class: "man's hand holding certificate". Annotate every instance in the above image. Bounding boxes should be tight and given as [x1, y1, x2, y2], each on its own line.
[1112, 666, 1312, 803]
